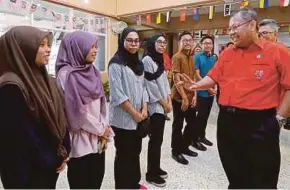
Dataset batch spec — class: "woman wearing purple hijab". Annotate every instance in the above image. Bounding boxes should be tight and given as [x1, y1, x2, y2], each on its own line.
[56, 31, 112, 189]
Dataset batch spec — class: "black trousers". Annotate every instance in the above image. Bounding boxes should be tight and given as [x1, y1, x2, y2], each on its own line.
[196, 96, 214, 139]
[67, 153, 105, 189]
[171, 100, 197, 155]
[1, 167, 59, 189]
[147, 113, 166, 177]
[217, 108, 280, 189]
[112, 126, 142, 189]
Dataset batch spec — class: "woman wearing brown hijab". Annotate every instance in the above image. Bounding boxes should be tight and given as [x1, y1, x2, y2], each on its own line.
[0, 26, 70, 188]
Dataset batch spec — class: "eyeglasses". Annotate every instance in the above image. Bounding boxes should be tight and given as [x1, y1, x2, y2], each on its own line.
[259, 31, 275, 37]
[202, 42, 213, 46]
[228, 19, 252, 32]
[125, 38, 140, 45]
[156, 40, 168, 46]
[181, 39, 194, 44]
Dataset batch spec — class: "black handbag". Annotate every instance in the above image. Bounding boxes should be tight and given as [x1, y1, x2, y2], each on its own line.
[137, 117, 150, 138]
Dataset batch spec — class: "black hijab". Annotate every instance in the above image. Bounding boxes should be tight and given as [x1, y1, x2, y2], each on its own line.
[109, 27, 143, 76]
[144, 34, 165, 81]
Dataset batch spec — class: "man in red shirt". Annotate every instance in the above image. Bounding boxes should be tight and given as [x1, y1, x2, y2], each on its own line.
[177, 8, 290, 188]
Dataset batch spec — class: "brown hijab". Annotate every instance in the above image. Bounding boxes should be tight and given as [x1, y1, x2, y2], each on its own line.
[0, 26, 68, 159]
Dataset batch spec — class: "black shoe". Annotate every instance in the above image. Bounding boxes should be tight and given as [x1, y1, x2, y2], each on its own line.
[171, 154, 189, 165]
[165, 115, 170, 121]
[182, 149, 198, 157]
[146, 175, 167, 188]
[199, 137, 213, 146]
[191, 141, 207, 151]
[158, 168, 168, 179]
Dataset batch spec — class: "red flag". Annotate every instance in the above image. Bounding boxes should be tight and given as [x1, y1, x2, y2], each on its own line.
[146, 14, 151, 25]
[180, 8, 187, 22]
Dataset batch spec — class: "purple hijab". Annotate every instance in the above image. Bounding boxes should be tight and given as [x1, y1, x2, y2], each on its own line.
[56, 31, 105, 132]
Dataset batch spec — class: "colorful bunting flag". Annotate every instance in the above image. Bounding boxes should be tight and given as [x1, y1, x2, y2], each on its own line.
[21, 0, 28, 10]
[50, 11, 56, 17]
[9, 0, 19, 10]
[180, 8, 187, 22]
[55, 13, 62, 27]
[136, 15, 141, 25]
[95, 18, 100, 29]
[146, 14, 151, 25]
[101, 18, 106, 28]
[280, 0, 290, 7]
[240, 0, 249, 8]
[89, 18, 95, 32]
[209, 6, 214, 20]
[41, 7, 48, 15]
[259, 0, 269, 8]
[156, 13, 161, 24]
[29, 3, 38, 13]
[224, 4, 231, 16]
[193, 7, 199, 21]
[166, 11, 171, 23]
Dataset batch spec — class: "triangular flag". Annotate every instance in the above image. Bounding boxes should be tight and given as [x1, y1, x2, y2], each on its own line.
[29, 3, 38, 13]
[280, 0, 290, 7]
[136, 15, 141, 25]
[224, 4, 231, 16]
[156, 13, 161, 24]
[180, 8, 187, 22]
[193, 7, 199, 21]
[101, 18, 106, 29]
[214, 29, 218, 35]
[240, 1, 249, 8]
[209, 6, 214, 20]
[9, 0, 19, 10]
[166, 11, 171, 23]
[21, 0, 28, 10]
[259, 0, 269, 8]
[146, 14, 151, 25]
[55, 13, 63, 27]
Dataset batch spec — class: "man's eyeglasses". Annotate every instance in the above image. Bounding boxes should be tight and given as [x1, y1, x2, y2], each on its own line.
[202, 42, 213, 46]
[156, 40, 168, 46]
[228, 19, 252, 32]
[182, 39, 194, 44]
[125, 38, 140, 45]
[259, 31, 275, 37]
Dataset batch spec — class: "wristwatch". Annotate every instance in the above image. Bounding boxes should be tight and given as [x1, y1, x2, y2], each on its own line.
[276, 115, 287, 129]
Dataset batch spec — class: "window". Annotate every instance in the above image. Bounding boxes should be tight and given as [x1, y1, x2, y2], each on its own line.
[0, 0, 108, 74]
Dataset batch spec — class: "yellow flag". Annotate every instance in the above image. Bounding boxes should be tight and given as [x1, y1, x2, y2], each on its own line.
[156, 13, 161, 24]
[209, 6, 214, 20]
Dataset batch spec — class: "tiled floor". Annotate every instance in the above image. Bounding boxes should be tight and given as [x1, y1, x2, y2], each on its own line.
[1, 103, 290, 189]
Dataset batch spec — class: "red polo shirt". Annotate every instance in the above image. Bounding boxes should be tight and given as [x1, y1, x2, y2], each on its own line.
[208, 40, 290, 110]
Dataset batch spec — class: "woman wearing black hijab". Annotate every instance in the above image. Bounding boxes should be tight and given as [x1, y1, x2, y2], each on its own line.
[108, 28, 148, 189]
[143, 34, 172, 187]
[0, 26, 70, 188]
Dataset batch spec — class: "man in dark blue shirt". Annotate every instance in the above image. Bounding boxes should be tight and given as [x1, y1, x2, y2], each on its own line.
[193, 35, 216, 150]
